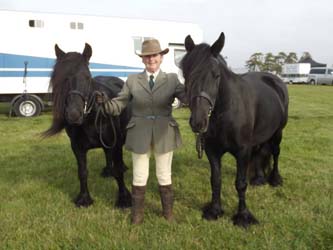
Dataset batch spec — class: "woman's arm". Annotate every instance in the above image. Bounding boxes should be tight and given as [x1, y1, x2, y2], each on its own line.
[104, 80, 131, 115]
[174, 78, 188, 105]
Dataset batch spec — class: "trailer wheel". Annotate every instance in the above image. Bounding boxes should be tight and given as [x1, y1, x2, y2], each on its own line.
[310, 79, 316, 85]
[13, 95, 42, 117]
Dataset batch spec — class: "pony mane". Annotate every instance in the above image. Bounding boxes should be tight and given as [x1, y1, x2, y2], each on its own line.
[181, 44, 211, 79]
[42, 52, 88, 137]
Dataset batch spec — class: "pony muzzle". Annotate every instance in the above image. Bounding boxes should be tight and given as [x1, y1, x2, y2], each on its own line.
[65, 109, 84, 125]
[190, 115, 209, 133]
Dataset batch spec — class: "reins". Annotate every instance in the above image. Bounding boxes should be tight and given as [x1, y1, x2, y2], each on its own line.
[94, 96, 117, 149]
[66, 89, 117, 149]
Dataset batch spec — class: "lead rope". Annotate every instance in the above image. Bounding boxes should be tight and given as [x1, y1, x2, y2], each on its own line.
[94, 95, 117, 149]
[196, 133, 205, 159]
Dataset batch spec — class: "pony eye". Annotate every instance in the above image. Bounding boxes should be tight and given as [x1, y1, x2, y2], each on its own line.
[212, 71, 220, 79]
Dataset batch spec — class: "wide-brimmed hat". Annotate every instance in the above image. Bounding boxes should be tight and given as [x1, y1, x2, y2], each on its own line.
[136, 39, 169, 57]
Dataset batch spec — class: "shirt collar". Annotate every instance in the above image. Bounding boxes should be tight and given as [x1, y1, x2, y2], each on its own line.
[146, 69, 160, 81]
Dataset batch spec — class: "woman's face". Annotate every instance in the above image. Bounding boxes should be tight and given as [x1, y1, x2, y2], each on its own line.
[142, 53, 163, 73]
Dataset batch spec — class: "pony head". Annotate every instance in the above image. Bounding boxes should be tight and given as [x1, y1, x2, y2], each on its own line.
[51, 43, 93, 126]
[181, 32, 226, 133]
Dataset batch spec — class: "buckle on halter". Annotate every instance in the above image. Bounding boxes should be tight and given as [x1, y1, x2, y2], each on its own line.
[83, 101, 88, 114]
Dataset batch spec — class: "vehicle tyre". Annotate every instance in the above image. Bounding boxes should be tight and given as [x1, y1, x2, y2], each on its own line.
[172, 98, 182, 109]
[310, 79, 315, 85]
[13, 95, 42, 117]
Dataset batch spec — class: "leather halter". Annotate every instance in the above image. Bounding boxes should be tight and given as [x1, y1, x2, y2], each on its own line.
[190, 91, 216, 159]
[67, 90, 93, 116]
[190, 91, 214, 117]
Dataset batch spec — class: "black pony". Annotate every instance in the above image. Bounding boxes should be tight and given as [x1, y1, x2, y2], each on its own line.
[181, 33, 289, 227]
[43, 43, 131, 208]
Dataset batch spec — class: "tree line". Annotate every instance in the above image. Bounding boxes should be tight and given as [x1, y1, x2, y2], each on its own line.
[245, 52, 312, 74]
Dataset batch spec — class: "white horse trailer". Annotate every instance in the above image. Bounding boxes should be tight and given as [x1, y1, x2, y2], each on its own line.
[0, 10, 203, 116]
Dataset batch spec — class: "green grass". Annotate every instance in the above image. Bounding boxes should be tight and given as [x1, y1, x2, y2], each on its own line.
[0, 85, 332, 250]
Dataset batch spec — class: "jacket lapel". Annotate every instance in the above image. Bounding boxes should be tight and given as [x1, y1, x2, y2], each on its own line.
[137, 72, 151, 94]
[152, 71, 167, 93]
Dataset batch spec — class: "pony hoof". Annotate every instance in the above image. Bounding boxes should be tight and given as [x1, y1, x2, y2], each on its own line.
[268, 174, 283, 187]
[101, 166, 113, 178]
[202, 203, 224, 221]
[232, 209, 259, 228]
[250, 176, 267, 186]
[74, 195, 94, 207]
[115, 190, 132, 209]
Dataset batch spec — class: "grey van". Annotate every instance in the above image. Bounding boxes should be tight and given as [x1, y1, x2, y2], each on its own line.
[307, 67, 333, 85]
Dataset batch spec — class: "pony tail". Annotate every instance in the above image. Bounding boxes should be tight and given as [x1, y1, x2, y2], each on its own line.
[41, 117, 65, 138]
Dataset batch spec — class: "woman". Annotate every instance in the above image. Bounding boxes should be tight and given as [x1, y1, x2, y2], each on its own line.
[97, 38, 186, 224]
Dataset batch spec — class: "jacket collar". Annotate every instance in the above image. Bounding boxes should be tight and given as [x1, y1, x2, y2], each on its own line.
[137, 70, 167, 93]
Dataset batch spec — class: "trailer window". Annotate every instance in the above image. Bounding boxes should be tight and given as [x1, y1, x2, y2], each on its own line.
[133, 37, 142, 53]
[70, 22, 76, 29]
[70, 22, 84, 30]
[29, 20, 44, 28]
[132, 37, 154, 54]
[174, 49, 186, 67]
[77, 22, 84, 29]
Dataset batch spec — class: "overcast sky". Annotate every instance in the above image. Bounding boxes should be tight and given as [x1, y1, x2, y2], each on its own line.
[1, 0, 332, 68]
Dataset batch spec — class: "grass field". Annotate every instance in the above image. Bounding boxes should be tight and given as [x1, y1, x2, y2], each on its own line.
[0, 85, 332, 250]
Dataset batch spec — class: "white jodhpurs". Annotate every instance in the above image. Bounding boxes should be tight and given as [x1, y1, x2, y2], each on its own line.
[132, 149, 173, 186]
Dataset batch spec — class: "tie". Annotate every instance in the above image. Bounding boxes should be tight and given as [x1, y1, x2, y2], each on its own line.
[149, 74, 154, 90]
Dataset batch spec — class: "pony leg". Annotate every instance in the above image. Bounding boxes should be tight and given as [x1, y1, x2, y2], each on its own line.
[202, 143, 224, 220]
[250, 144, 270, 186]
[232, 149, 259, 227]
[104, 146, 131, 208]
[72, 146, 93, 207]
[100, 153, 113, 178]
[268, 130, 283, 187]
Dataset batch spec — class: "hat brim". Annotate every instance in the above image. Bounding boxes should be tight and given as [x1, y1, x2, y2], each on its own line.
[136, 48, 169, 57]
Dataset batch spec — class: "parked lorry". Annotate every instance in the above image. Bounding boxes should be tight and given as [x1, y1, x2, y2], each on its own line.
[0, 10, 203, 116]
[281, 63, 311, 84]
[307, 67, 333, 85]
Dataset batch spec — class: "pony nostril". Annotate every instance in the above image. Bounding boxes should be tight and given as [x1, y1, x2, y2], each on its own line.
[66, 109, 82, 124]
[190, 117, 203, 133]
[190, 118, 209, 133]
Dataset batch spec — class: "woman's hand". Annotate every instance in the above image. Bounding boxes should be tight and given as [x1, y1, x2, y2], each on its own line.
[95, 91, 109, 104]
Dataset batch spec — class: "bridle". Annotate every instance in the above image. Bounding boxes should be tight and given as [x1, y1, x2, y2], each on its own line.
[66, 89, 95, 116]
[65, 80, 117, 149]
[190, 91, 215, 159]
[190, 91, 215, 118]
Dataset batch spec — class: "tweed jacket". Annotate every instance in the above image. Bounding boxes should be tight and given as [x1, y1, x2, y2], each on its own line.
[104, 70, 187, 154]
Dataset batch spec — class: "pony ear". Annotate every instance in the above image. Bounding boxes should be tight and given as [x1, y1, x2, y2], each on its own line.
[83, 43, 92, 62]
[210, 32, 225, 57]
[55, 44, 65, 59]
[185, 35, 195, 52]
